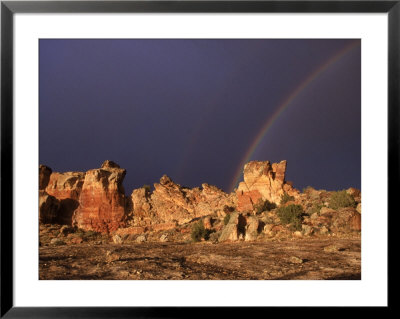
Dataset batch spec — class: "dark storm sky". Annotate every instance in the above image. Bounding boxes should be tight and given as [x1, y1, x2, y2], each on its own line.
[39, 39, 361, 194]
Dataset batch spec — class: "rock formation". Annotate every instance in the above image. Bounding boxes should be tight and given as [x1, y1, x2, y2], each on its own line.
[39, 190, 60, 224]
[126, 175, 236, 230]
[39, 159, 360, 240]
[236, 160, 299, 212]
[39, 165, 52, 190]
[72, 160, 127, 233]
[45, 171, 85, 200]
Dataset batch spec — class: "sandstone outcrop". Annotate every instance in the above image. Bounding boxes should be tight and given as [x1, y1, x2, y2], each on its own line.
[39, 190, 60, 224]
[236, 160, 299, 212]
[72, 160, 127, 233]
[127, 176, 236, 228]
[149, 175, 195, 224]
[39, 159, 361, 240]
[244, 216, 261, 241]
[218, 212, 247, 242]
[39, 165, 52, 190]
[45, 171, 85, 200]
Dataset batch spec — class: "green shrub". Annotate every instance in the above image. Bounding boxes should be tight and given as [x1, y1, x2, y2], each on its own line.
[302, 186, 314, 194]
[81, 230, 101, 241]
[280, 193, 295, 205]
[191, 220, 207, 242]
[328, 190, 356, 210]
[223, 214, 231, 225]
[142, 184, 151, 194]
[307, 203, 323, 216]
[276, 204, 304, 231]
[208, 231, 221, 243]
[254, 199, 276, 214]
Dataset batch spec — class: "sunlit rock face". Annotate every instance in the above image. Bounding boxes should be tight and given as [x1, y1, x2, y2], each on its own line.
[72, 161, 127, 233]
[236, 160, 299, 212]
[45, 171, 85, 200]
[127, 175, 237, 228]
[149, 175, 195, 224]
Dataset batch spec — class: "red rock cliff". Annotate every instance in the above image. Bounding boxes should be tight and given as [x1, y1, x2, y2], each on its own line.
[72, 160, 127, 233]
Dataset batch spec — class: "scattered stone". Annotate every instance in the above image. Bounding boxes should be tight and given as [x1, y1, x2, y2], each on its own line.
[319, 226, 330, 235]
[293, 231, 303, 238]
[263, 224, 274, 235]
[324, 245, 340, 252]
[302, 224, 314, 236]
[289, 256, 303, 264]
[50, 238, 66, 246]
[59, 225, 73, 236]
[105, 251, 120, 263]
[70, 237, 83, 244]
[112, 234, 123, 244]
[136, 235, 147, 243]
[160, 234, 168, 242]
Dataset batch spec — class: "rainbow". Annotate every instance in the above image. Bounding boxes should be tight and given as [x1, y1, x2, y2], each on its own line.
[229, 40, 360, 192]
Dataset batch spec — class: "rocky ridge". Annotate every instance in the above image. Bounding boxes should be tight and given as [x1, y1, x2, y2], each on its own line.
[39, 160, 361, 246]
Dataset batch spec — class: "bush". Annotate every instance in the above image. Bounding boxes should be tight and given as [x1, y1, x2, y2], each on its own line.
[302, 186, 315, 194]
[276, 204, 304, 231]
[254, 199, 276, 214]
[280, 193, 295, 205]
[307, 203, 323, 216]
[142, 184, 152, 194]
[208, 231, 221, 243]
[78, 229, 101, 241]
[191, 220, 207, 242]
[328, 190, 356, 210]
[223, 214, 231, 225]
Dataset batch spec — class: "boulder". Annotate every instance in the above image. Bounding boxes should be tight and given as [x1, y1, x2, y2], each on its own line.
[136, 235, 147, 243]
[244, 216, 259, 241]
[203, 216, 213, 229]
[219, 212, 246, 242]
[112, 234, 123, 244]
[39, 190, 60, 224]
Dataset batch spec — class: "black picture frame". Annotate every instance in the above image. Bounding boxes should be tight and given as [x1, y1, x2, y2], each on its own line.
[1, 0, 396, 317]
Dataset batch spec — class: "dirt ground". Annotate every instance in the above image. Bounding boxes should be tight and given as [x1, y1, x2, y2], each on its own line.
[39, 238, 361, 280]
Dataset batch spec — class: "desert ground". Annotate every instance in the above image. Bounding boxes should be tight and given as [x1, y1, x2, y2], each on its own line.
[39, 237, 360, 280]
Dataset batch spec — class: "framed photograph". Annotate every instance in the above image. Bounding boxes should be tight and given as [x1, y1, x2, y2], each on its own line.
[1, 0, 395, 316]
